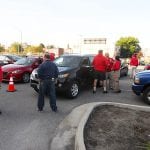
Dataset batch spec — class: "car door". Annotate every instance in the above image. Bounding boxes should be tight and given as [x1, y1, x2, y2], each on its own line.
[79, 57, 94, 86]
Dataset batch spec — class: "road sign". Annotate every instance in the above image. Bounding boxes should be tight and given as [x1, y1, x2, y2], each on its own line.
[84, 38, 107, 44]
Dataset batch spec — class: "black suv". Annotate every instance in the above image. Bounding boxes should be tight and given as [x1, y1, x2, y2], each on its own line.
[30, 54, 95, 98]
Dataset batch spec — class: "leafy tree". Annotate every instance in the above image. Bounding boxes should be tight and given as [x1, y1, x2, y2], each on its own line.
[9, 42, 23, 53]
[39, 43, 45, 48]
[115, 36, 141, 58]
[0, 44, 5, 53]
[24, 45, 43, 54]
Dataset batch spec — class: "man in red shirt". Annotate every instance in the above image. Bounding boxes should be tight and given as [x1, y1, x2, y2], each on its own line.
[130, 53, 139, 79]
[92, 50, 108, 93]
[105, 52, 114, 89]
[112, 56, 121, 93]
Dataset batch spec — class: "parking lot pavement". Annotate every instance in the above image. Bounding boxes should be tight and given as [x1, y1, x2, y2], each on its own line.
[0, 70, 148, 150]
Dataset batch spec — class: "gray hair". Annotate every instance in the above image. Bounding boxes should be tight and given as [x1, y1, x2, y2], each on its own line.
[44, 52, 50, 59]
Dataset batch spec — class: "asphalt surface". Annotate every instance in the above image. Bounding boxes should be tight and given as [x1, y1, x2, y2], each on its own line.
[0, 66, 148, 150]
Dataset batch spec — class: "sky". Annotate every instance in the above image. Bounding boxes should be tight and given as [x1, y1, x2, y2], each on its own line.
[0, 0, 150, 50]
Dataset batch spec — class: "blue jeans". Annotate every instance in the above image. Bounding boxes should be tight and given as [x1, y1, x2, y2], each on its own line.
[38, 79, 57, 110]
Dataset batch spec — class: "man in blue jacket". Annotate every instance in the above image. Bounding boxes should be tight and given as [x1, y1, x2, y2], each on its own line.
[37, 52, 58, 112]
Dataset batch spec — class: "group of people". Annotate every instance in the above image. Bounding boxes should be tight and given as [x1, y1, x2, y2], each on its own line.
[0, 51, 139, 114]
[92, 50, 121, 94]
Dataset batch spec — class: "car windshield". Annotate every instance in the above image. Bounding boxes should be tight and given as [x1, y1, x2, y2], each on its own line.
[10, 55, 21, 61]
[14, 57, 35, 65]
[54, 56, 81, 67]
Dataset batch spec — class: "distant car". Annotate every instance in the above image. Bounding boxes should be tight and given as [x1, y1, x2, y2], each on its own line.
[144, 64, 150, 70]
[132, 70, 150, 104]
[120, 62, 128, 77]
[2, 57, 42, 83]
[0, 54, 22, 66]
[30, 54, 128, 98]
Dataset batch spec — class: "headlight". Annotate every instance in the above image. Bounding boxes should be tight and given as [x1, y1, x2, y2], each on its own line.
[58, 73, 69, 78]
[134, 76, 140, 84]
[12, 70, 22, 74]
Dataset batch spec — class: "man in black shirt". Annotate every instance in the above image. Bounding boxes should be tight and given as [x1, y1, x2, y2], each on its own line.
[37, 52, 58, 112]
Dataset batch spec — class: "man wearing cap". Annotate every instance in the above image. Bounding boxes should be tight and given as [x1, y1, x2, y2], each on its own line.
[37, 52, 59, 112]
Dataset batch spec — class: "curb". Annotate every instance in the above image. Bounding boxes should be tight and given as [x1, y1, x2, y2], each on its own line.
[75, 102, 150, 150]
[50, 102, 150, 150]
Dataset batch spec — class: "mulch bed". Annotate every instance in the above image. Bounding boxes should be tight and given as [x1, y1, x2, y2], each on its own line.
[84, 105, 150, 150]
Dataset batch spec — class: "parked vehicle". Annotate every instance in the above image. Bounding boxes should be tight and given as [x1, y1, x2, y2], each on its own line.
[2, 57, 42, 83]
[30, 54, 95, 98]
[120, 62, 128, 77]
[30, 54, 128, 98]
[144, 64, 150, 70]
[132, 70, 150, 104]
[0, 54, 22, 66]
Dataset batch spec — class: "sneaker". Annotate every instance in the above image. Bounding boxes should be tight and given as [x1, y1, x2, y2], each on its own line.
[103, 91, 108, 94]
[37, 108, 43, 112]
[114, 90, 121, 93]
[52, 107, 57, 112]
[93, 90, 96, 94]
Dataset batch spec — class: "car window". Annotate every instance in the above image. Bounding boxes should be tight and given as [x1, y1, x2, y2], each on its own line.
[81, 57, 90, 66]
[54, 56, 81, 67]
[14, 57, 35, 65]
[88, 56, 94, 64]
[0, 55, 6, 60]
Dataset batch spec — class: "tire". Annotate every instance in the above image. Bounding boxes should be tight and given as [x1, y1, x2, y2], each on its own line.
[124, 68, 128, 76]
[22, 73, 30, 83]
[66, 81, 79, 99]
[143, 87, 150, 105]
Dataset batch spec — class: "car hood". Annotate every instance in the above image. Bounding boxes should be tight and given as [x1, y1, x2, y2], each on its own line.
[57, 66, 76, 73]
[136, 70, 150, 77]
[33, 66, 76, 74]
[2, 64, 25, 72]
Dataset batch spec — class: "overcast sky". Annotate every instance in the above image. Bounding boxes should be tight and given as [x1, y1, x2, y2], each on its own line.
[0, 0, 150, 49]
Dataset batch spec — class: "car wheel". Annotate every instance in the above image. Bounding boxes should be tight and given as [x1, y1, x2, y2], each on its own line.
[124, 68, 128, 76]
[143, 87, 150, 105]
[22, 73, 30, 83]
[67, 81, 79, 99]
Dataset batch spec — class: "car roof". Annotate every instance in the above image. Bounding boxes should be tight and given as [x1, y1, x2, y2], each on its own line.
[61, 53, 96, 57]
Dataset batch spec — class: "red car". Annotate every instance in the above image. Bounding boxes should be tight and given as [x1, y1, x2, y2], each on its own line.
[144, 64, 150, 70]
[2, 57, 42, 83]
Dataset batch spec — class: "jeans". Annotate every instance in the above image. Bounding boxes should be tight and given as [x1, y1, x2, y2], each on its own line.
[38, 79, 57, 110]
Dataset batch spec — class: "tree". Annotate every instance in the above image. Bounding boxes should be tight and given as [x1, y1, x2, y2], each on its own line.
[115, 36, 141, 58]
[0, 44, 5, 53]
[9, 42, 23, 54]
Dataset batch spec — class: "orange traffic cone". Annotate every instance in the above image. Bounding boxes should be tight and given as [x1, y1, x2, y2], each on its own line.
[7, 74, 16, 92]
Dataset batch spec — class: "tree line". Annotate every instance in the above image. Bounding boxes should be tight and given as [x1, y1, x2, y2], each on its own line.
[0, 36, 143, 58]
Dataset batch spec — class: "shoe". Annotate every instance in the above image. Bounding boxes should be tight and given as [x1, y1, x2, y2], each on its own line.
[52, 107, 57, 112]
[114, 90, 121, 93]
[93, 90, 96, 94]
[37, 108, 43, 112]
[103, 91, 108, 93]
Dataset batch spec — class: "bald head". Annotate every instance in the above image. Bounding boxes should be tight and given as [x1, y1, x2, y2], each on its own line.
[98, 50, 103, 54]
[105, 52, 109, 57]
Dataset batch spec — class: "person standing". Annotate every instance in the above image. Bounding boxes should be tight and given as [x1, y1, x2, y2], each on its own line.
[112, 56, 121, 93]
[130, 53, 139, 79]
[92, 50, 108, 93]
[105, 52, 114, 90]
[37, 52, 59, 112]
[0, 65, 3, 114]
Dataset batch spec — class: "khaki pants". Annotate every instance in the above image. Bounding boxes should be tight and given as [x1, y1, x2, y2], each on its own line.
[106, 71, 113, 89]
[112, 70, 120, 91]
[130, 66, 137, 79]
